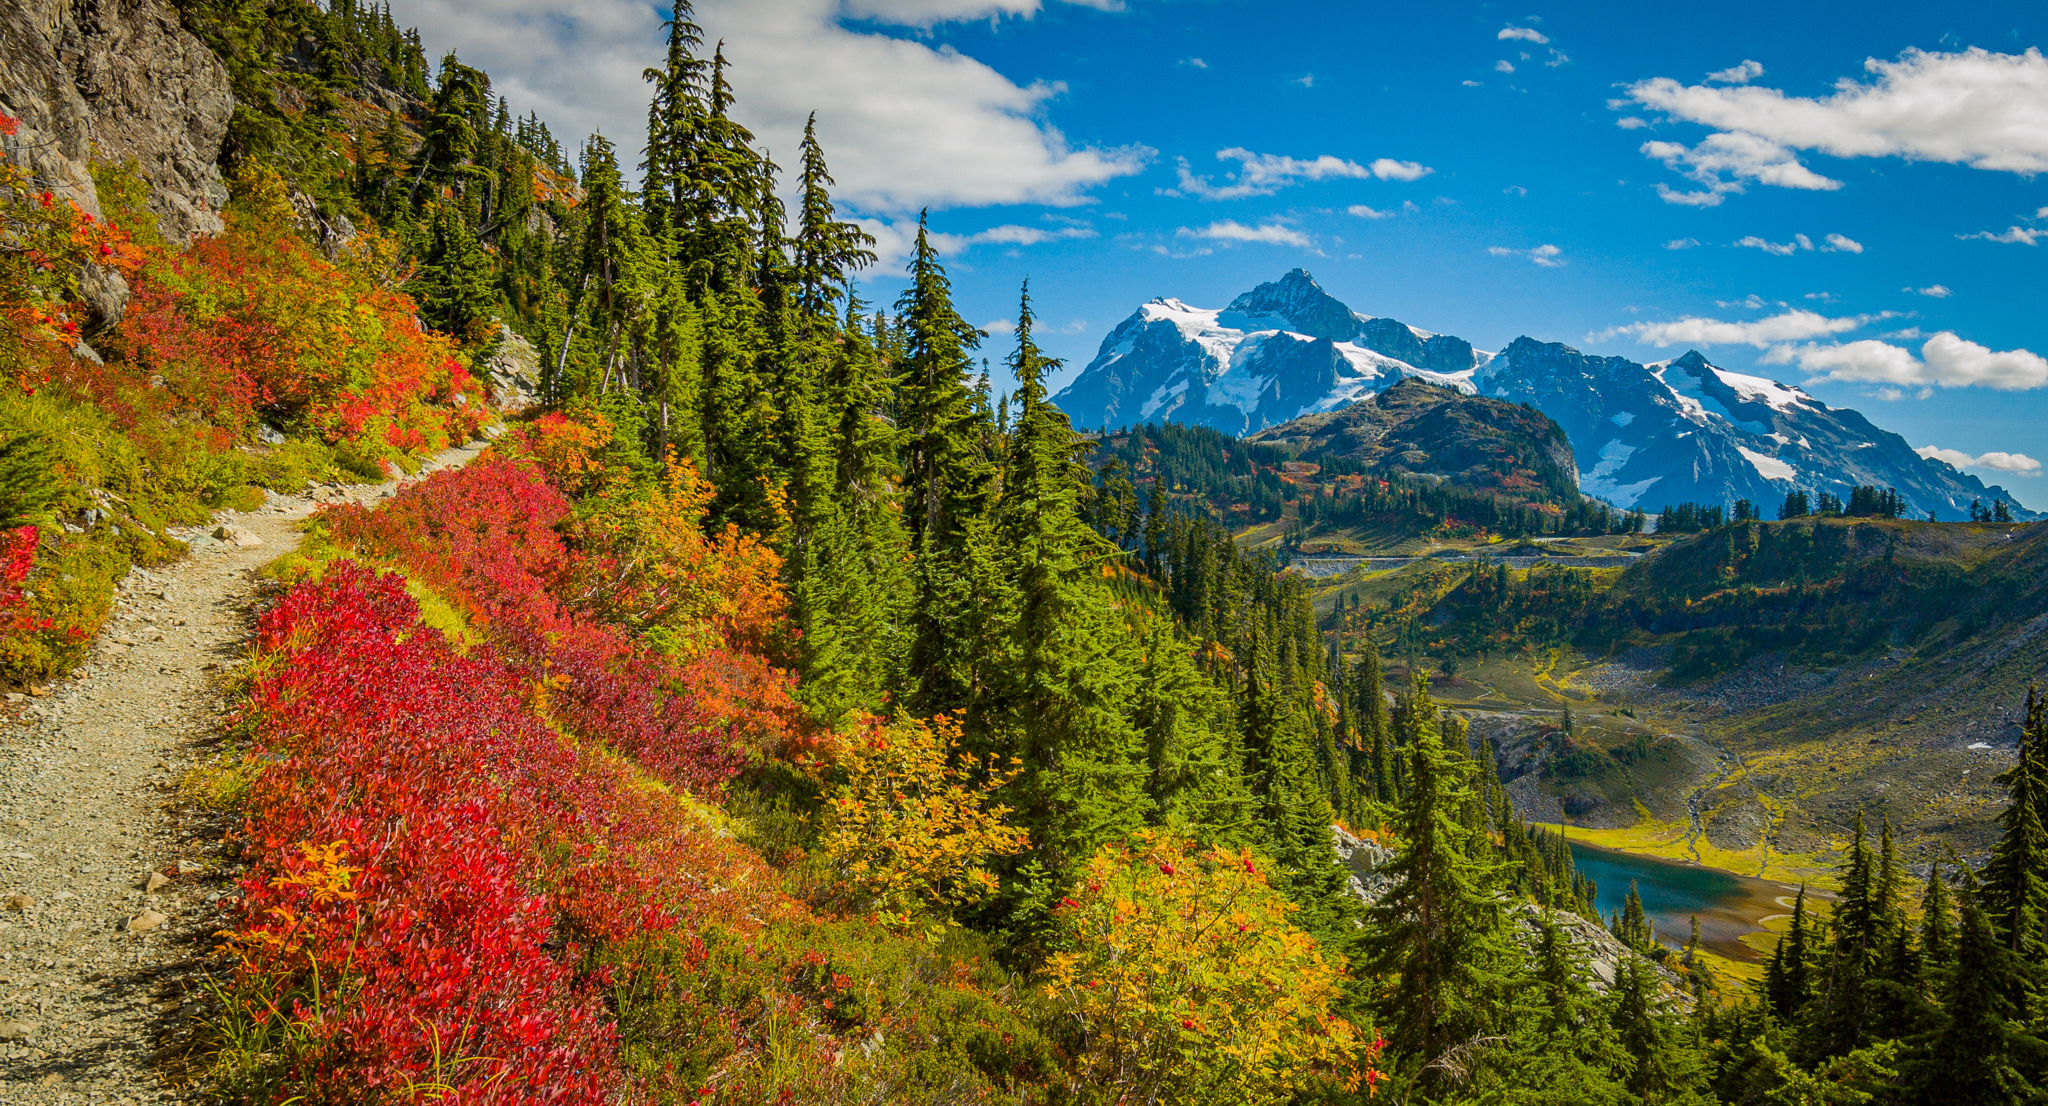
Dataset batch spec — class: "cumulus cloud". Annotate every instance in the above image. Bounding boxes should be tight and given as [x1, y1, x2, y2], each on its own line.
[1706, 60, 1765, 84]
[842, 0, 1122, 25]
[1498, 26, 1548, 43]
[1599, 309, 1869, 348]
[1823, 233, 1864, 252]
[1168, 150, 1430, 199]
[1504, 184, 1529, 196]
[981, 317, 1016, 335]
[1495, 60, 1516, 74]
[1641, 132, 1842, 198]
[1370, 158, 1434, 182]
[1347, 204, 1397, 219]
[1177, 220, 1312, 247]
[1489, 244, 1566, 268]
[1657, 184, 1726, 206]
[1178, 56, 1208, 68]
[862, 219, 1094, 266]
[1623, 48, 2048, 199]
[1767, 332, 2048, 391]
[1906, 284, 1953, 297]
[1617, 116, 1651, 130]
[1169, 148, 1426, 200]
[1735, 235, 1808, 256]
[1665, 237, 1701, 249]
[1917, 446, 2042, 475]
[1960, 225, 2042, 244]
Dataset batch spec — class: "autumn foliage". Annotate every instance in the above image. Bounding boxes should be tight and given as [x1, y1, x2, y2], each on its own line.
[1044, 831, 1371, 1104]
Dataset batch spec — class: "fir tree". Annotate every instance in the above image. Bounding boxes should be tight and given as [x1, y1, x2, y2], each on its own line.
[1901, 895, 2043, 1104]
[1362, 684, 1520, 1082]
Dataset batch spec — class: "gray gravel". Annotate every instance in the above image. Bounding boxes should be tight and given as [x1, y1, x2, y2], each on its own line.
[0, 440, 488, 1101]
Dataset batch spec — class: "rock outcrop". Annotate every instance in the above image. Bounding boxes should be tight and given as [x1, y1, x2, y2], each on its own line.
[482, 324, 542, 413]
[1333, 825, 1692, 1005]
[0, 0, 233, 328]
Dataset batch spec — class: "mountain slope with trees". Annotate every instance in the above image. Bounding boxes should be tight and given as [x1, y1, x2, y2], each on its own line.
[4, 2, 2048, 1103]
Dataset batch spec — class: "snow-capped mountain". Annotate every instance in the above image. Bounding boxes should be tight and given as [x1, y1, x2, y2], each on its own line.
[1052, 270, 2036, 520]
[1050, 269, 1486, 436]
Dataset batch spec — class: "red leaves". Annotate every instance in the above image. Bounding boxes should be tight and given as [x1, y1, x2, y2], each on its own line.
[0, 112, 17, 137]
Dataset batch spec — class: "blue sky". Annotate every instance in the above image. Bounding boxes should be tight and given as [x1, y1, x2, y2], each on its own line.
[397, 0, 2048, 504]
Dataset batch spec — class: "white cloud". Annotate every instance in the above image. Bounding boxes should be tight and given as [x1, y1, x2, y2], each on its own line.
[1177, 220, 1312, 247]
[1917, 446, 2042, 475]
[981, 317, 1016, 335]
[1600, 309, 1867, 347]
[1347, 204, 1396, 219]
[1490, 243, 1566, 268]
[1960, 225, 2042, 244]
[1735, 235, 1805, 256]
[1504, 184, 1529, 196]
[1771, 332, 2048, 391]
[1498, 26, 1548, 44]
[1462, 79, 1484, 87]
[1179, 56, 1208, 68]
[861, 219, 1093, 265]
[1292, 73, 1316, 89]
[1171, 148, 1403, 200]
[1617, 116, 1651, 130]
[1906, 284, 1953, 297]
[398, 1, 1151, 215]
[697, 0, 1149, 212]
[1495, 60, 1516, 74]
[843, 0, 1121, 25]
[1822, 232, 1863, 252]
[1657, 183, 1725, 206]
[1921, 332, 2048, 390]
[1370, 158, 1433, 182]
[1641, 132, 1842, 198]
[1665, 237, 1700, 249]
[1545, 50, 1571, 68]
[1624, 48, 2048, 199]
[1167, 150, 1428, 199]
[1706, 60, 1765, 84]
[1805, 291, 1839, 303]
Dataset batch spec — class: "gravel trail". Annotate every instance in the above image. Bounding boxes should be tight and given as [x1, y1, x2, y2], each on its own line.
[0, 438, 489, 1102]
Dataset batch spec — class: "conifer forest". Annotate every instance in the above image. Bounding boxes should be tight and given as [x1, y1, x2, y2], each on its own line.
[1, 1, 2046, 1103]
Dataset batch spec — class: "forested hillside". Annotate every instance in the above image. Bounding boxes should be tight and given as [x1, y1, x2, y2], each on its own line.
[4, 1, 2048, 1104]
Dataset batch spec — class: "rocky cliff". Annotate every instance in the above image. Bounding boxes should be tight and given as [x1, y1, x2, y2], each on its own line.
[0, 0, 233, 328]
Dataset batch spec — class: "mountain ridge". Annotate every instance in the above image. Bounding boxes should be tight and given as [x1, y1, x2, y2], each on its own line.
[1052, 270, 2035, 520]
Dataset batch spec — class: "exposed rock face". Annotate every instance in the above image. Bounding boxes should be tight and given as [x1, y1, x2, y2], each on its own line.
[1332, 825, 1691, 1004]
[482, 324, 542, 413]
[0, 0, 234, 327]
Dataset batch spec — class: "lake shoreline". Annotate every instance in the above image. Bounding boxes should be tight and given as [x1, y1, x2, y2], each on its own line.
[1563, 838, 1805, 965]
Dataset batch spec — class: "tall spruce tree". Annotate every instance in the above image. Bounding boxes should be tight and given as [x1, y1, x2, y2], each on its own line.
[1362, 678, 1520, 1083]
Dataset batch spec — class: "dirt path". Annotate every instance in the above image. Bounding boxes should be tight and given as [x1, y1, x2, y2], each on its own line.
[0, 437, 491, 1101]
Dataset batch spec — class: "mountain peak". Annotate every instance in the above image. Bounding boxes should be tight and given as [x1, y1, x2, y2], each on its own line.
[1222, 269, 1364, 342]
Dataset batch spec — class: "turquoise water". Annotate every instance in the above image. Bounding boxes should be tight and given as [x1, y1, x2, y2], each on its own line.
[1564, 840, 1792, 961]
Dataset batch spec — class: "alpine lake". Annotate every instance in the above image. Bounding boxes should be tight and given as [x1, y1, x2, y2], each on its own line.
[1564, 838, 1803, 963]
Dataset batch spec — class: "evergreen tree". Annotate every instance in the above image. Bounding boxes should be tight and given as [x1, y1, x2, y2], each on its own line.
[1363, 684, 1520, 1084]
[409, 203, 496, 342]
[1609, 957, 1710, 1103]
[1763, 886, 1815, 1021]
[988, 281, 1149, 869]
[1901, 895, 2043, 1104]
[1982, 688, 2048, 1010]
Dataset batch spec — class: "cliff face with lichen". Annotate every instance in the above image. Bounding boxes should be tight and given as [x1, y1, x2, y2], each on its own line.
[0, 0, 233, 329]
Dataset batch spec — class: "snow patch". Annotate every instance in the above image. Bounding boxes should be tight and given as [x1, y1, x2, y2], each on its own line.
[1610, 411, 1636, 427]
[1712, 368, 1815, 413]
[1580, 440, 1661, 506]
[1738, 446, 1797, 482]
[1140, 379, 1189, 419]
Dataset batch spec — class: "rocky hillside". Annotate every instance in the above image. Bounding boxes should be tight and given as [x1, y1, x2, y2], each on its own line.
[0, 0, 234, 328]
[1247, 377, 1581, 506]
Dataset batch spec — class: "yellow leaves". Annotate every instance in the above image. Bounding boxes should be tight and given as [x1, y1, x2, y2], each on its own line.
[1043, 831, 1360, 1106]
[818, 713, 1028, 941]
